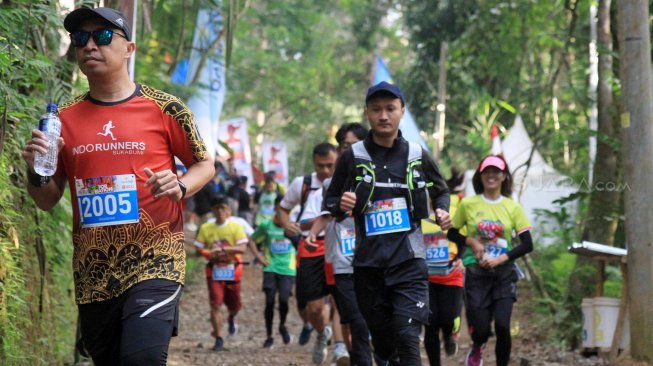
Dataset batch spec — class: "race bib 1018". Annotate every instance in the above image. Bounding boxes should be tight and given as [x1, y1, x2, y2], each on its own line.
[364, 197, 411, 236]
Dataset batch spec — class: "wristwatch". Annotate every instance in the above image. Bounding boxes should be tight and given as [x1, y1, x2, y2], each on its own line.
[27, 170, 50, 187]
[177, 180, 187, 199]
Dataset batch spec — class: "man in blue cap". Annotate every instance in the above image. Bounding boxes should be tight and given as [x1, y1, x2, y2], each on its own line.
[324, 81, 452, 365]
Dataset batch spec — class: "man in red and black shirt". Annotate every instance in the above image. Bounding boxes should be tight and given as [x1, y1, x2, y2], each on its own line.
[21, 7, 214, 366]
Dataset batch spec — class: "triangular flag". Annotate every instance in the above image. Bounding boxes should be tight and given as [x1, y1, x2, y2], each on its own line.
[491, 124, 503, 156]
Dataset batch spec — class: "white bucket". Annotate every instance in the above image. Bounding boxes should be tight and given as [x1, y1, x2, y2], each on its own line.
[581, 298, 595, 348]
[593, 297, 629, 349]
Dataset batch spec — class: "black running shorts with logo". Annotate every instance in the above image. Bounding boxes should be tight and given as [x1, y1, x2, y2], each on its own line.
[78, 279, 182, 365]
[329, 274, 364, 324]
[354, 258, 430, 329]
[296, 255, 329, 309]
[464, 264, 518, 310]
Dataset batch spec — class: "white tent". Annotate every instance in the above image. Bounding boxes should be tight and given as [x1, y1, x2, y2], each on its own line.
[465, 116, 577, 245]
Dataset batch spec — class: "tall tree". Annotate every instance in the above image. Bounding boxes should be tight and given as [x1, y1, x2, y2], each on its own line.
[616, 0, 653, 361]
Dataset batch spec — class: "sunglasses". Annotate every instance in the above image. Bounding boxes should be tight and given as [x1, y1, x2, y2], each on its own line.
[70, 28, 127, 48]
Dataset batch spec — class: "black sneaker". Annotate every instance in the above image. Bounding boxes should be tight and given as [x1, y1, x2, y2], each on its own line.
[228, 316, 238, 336]
[279, 325, 292, 344]
[298, 324, 313, 346]
[443, 334, 458, 356]
[263, 337, 274, 349]
[212, 337, 224, 352]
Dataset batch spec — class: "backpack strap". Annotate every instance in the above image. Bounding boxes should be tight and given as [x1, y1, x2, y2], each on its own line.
[295, 174, 314, 223]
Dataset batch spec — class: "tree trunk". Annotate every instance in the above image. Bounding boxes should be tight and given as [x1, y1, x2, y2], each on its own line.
[567, 0, 621, 348]
[582, 0, 620, 266]
[616, 0, 653, 361]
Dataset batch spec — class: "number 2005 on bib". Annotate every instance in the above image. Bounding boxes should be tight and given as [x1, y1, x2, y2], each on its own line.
[75, 174, 139, 228]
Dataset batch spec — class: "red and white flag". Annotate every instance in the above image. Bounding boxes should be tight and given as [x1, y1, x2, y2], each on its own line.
[491, 124, 503, 156]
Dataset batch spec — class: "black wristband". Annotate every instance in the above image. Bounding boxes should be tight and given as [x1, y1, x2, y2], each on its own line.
[27, 170, 50, 187]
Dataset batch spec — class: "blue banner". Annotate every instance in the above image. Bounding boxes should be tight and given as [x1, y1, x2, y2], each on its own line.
[182, 6, 226, 158]
[372, 56, 429, 150]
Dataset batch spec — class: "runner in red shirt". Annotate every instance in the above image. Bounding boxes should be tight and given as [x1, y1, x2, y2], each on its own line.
[21, 7, 214, 365]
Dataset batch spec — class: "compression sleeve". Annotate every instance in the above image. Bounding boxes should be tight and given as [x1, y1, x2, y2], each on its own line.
[447, 228, 467, 248]
[506, 230, 533, 260]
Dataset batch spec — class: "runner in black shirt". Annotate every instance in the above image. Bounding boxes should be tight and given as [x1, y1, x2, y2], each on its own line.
[324, 81, 451, 365]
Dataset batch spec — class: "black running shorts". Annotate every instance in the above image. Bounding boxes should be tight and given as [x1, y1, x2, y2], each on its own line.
[296, 255, 329, 308]
[78, 279, 182, 365]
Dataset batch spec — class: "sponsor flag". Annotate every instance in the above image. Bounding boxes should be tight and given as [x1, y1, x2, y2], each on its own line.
[372, 55, 429, 150]
[491, 124, 503, 156]
[261, 142, 289, 188]
[218, 117, 254, 191]
[183, 6, 226, 159]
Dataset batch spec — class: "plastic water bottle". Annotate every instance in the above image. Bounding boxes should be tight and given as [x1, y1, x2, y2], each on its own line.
[34, 103, 61, 176]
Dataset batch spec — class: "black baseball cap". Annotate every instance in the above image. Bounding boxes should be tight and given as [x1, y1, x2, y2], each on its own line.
[365, 81, 405, 105]
[64, 7, 132, 41]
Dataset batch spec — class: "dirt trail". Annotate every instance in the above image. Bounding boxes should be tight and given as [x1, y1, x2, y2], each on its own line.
[168, 250, 609, 366]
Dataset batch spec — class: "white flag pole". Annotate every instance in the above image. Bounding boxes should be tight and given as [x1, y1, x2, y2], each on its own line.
[128, 0, 138, 80]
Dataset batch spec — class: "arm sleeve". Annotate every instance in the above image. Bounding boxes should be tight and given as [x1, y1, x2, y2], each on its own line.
[422, 150, 450, 212]
[323, 150, 354, 216]
[447, 228, 467, 259]
[507, 230, 533, 260]
[447, 228, 467, 248]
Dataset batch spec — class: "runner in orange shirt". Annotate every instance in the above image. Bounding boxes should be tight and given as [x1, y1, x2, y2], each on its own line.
[21, 7, 214, 365]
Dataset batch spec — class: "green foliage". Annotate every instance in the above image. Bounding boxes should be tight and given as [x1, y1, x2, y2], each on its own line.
[0, 1, 77, 364]
[222, 0, 379, 176]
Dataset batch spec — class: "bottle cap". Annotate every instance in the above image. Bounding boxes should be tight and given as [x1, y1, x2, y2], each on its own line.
[46, 103, 58, 112]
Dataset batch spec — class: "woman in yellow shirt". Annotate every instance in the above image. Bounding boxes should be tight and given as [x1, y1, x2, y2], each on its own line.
[447, 156, 533, 366]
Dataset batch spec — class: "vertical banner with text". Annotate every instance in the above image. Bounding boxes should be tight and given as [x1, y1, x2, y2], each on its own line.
[261, 141, 289, 188]
[185, 5, 226, 158]
[218, 117, 254, 191]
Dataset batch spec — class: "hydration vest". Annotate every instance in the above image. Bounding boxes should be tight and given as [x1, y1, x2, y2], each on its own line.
[350, 140, 431, 220]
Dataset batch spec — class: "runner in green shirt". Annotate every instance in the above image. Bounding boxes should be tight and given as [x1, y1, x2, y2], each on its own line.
[249, 195, 296, 348]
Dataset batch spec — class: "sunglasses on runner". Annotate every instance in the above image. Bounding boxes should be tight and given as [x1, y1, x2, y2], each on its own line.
[70, 28, 127, 48]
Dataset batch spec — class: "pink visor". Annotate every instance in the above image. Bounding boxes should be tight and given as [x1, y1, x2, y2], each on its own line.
[480, 156, 506, 172]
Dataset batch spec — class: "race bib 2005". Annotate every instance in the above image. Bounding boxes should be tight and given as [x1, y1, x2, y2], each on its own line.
[212, 263, 236, 281]
[364, 197, 411, 236]
[75, 174, 139, 228]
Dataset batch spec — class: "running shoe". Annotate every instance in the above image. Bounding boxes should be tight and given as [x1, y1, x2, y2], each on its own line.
[465, 343, 485, 366]
[333, 342, 350, 366]
[228, 316, 238, 336]
[212, 336, 224, 352]
[312, 326, 332, 364]
[444, 334, 459, 356]
[279, 325, 293, 345]
[299, 324, 314, 346]
[263, 337, 274, 349]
